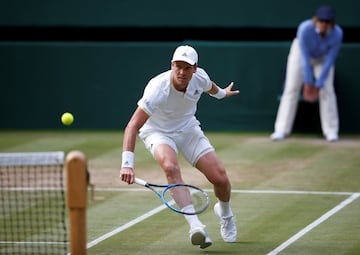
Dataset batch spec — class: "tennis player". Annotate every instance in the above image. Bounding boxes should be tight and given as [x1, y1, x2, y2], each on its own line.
[120, 45, 238, 248]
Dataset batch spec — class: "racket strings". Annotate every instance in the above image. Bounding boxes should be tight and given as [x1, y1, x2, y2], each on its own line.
[189, 189, 209, 211]
[163, 185, 209, 214]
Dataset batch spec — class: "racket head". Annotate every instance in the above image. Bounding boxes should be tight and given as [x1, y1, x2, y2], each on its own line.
[161, 184, 210, 215]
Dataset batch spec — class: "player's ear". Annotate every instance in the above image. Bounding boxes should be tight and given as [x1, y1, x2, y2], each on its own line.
[193, 64, 197, 73]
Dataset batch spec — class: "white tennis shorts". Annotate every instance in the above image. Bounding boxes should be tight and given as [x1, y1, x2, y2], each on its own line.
[139, 126, 214, 166]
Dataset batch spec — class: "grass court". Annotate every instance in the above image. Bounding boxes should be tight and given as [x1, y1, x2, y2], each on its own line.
[1, 130, 359, 255]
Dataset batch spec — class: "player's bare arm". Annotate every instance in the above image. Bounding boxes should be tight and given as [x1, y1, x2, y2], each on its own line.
[120, 107, 149, 184]
[207, 82, 239, 98]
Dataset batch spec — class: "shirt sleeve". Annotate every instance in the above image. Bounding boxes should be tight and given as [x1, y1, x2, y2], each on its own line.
[297, 22, 315, 85]
[137, 79, 168, 116]
[195, 67, 212, 92]
[316, 27, 343, 88]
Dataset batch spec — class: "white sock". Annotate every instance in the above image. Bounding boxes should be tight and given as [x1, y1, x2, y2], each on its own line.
[183, 205, 203, 228]
[218, 200, 233, 218]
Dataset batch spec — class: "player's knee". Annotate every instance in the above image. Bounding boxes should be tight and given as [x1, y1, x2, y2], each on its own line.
[162, 163, 181, 182]
[211, 170, 230, 187]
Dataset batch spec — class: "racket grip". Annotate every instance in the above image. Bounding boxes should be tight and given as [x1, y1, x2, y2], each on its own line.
[134, 177, 147, 186]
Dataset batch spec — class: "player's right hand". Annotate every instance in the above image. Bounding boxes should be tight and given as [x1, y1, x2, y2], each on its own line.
[120, 167, 135, 184]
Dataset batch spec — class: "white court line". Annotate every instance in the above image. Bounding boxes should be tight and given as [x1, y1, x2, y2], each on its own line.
[230, 189, 355, 196]
[67, 203, 169, 254]
[267, 192, 360, 255]
[86, 204, 168, 249]
[95, 187, 355, 196]
[85, 188, 359, 252]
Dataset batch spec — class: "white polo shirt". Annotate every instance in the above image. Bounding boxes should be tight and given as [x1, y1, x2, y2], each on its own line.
[138, 67, 212, 135]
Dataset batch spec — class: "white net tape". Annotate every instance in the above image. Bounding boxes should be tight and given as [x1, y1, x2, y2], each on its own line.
[0, 151, 64, 166]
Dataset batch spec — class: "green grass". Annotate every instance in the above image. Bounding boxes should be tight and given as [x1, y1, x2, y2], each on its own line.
[1, 130, 360, 255]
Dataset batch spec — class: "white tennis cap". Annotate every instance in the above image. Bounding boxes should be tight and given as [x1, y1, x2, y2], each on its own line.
[171, 45, 198, 65]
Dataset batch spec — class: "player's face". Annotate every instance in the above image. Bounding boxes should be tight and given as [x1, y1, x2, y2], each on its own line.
[171, 61, 196, 92]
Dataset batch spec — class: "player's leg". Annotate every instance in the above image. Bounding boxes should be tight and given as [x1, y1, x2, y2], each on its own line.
[177, 127, 237, 242]
[141, 132, 210, 248]
[153, 144, 183, 183]
[196, 151, 237, 243]
[272, 38, 304, 140]
[140, 132, 184, 183]
[177, 126, 232, 205]
[155, 145, 211, 247]
[196, 152, 231, 202]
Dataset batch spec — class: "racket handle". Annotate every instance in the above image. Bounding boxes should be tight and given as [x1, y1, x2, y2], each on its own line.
[134, 177, 147, 186]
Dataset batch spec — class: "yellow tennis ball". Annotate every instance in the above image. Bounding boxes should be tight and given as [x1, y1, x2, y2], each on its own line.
[61, 112, 74, 126]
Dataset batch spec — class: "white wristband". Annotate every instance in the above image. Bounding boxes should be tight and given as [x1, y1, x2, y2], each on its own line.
[210, 88, 226, 99]
[121, 151, 134, 168]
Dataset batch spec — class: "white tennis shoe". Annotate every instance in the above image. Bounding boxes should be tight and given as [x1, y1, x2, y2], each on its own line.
[214, 202, 237, 242]
[189, 225, 212, 249]
[270, 132, 286, 141]
[326, 134, 339, 142]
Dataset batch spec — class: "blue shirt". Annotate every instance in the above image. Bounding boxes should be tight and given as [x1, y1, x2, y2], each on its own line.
[297, 19, 343, 88]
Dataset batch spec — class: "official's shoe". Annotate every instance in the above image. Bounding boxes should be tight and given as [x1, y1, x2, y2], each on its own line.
[189, 225, 212, 249]
[326, 134, 339, 142]
[270, 132, 286, 141]
[214, 203, 237, 242]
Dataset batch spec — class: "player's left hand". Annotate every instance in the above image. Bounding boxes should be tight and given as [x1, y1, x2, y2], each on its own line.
[224, 82, 240, 97]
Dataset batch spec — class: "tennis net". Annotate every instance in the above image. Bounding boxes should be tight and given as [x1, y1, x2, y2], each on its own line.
[0, 151, 68, 255]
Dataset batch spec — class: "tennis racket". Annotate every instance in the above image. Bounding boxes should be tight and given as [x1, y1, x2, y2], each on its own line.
[134, 177, 210, 215]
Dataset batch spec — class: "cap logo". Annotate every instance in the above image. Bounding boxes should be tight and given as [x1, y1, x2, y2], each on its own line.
[171, 45, 198, 65]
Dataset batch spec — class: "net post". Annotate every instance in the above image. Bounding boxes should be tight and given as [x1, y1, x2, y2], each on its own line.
[66, 150, 87, 255]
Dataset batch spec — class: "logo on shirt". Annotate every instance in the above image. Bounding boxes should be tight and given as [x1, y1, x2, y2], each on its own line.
[194, 89, 199, 96]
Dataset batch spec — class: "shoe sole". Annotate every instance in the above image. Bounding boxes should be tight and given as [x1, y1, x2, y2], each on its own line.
[200, 240, 212, 249]
[191, 231, 206, 246]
